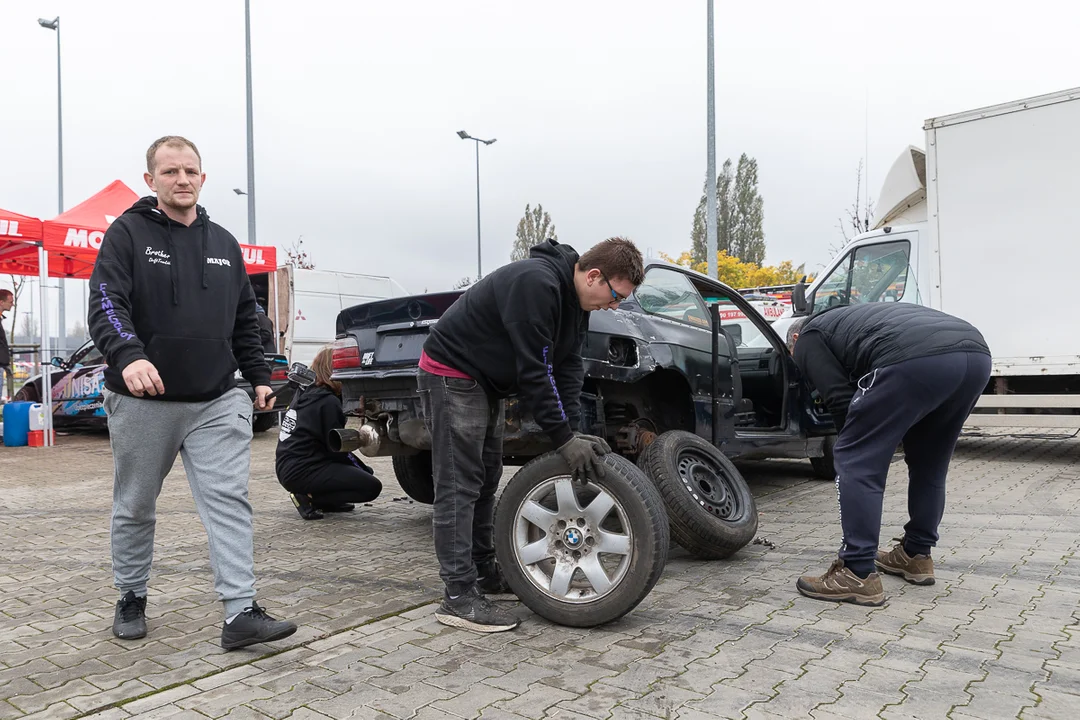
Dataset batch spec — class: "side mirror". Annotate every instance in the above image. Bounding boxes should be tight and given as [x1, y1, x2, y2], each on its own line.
[792, 276, 809, 316]
[50, 356, 67, 369]
[726, 323, 743, 347]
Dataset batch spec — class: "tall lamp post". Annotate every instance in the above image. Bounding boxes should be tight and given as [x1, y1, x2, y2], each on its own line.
[705, 0, 717, 280]
[243, 0, 257, 245]
[456, 130, 496, 280]
[38, 15, 65, 352]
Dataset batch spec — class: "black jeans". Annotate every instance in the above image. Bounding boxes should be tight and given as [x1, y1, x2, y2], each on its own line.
[833, 351, 992, 574]
[280, 458, 382, 508]
[417, 369, 505, 596]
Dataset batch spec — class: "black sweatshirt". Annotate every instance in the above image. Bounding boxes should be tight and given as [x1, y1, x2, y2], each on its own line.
[423, 240, 589, 449]
[793, 303, 989, 431]
[276, 385, 366, 486]
[88, 196, 269, 401]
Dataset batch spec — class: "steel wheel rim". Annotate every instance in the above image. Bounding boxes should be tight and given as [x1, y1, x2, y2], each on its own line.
[676, 450, 743, 521]
[512, 475, 633, 604]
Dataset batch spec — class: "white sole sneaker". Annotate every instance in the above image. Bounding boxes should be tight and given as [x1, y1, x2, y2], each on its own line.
[434, 610, 519, 633]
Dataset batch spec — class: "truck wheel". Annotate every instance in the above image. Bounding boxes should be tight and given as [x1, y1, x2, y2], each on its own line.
[810, 435, 837, 480]
[392, 452, 435, 504]
[252, 413, 278, 433]
[494, 452, 668, 628]
[640, 430, 758, 560]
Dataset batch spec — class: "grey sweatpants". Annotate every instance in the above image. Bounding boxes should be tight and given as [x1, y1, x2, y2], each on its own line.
[104, 387, 257, 617]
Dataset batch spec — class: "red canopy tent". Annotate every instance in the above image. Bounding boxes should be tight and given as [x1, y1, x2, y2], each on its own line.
[31, 180, 277, 278]
[0, 207, 45, 276]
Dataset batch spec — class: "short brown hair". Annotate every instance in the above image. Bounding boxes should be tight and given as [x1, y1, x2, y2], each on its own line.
[578, 237, 645, 286]
[0, 289, 13, 302]
[311, 345, 341, 394]
[146, 135, 202, 174]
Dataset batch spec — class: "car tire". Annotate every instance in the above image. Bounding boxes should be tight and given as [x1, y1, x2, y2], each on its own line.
[494, 452, 668, 628]
[810, 435, 837, 480]
[252, 413, 278, 433]
[640, 430, 758, 560]
[14, 385, 39, 403]
[392, 452, 435, 505]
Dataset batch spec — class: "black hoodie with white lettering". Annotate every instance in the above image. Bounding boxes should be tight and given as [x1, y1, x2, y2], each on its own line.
[88, 196, 269, 402]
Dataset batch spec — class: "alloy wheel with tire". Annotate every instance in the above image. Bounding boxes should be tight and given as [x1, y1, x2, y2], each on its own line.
[494, 452, 668, 628]
[639, 430, 758, 560]
[392, 451, 435, 504]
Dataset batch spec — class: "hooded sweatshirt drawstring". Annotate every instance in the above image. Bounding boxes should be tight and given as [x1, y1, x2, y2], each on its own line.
[166, 222, 179, 305]
[201, 211, 210, 289]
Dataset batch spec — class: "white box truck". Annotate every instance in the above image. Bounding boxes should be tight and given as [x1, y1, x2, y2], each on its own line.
[267, 266, 409, 368]
[777, 86, 1080, 428]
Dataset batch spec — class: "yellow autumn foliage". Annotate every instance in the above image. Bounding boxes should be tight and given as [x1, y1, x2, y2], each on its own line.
[659, 251, 813, 289]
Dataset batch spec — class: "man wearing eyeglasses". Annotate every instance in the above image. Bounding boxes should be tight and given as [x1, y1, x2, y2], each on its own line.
[418, 237, 645, 633]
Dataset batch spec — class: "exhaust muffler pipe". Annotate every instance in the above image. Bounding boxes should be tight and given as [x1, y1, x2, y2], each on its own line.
[329, 425, 381, 454]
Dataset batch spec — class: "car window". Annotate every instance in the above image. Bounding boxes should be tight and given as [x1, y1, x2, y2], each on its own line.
[696, 292, 771, 348]
[813, 240, 911, 313]
[635, 268, 710, 327]
[850, 241, 910, 304]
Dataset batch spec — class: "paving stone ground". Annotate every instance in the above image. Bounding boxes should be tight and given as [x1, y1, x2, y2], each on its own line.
[1, 425, 1077, 719]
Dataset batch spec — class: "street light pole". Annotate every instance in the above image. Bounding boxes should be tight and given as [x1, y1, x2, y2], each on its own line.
[244, 0, 257, 245]
[705, 0, 718, 280]
[38, 16, 65, 351]
[457, 130, 496, 280]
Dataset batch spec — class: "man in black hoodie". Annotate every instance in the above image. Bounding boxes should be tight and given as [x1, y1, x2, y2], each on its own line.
[419, 237, 645, 633]
[787, 303, 990, 606]
[88, 136, 296, 650]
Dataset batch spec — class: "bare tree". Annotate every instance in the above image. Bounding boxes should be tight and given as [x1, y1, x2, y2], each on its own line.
[833, 159, 875, 255]
[18, 312, 38, 341]
[284, 236, 316, 269]
[453, 277, 474, 290]
[4, 275, 26, 343]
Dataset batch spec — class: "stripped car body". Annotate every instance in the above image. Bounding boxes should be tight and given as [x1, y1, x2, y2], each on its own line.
[332, 259, 837, 486]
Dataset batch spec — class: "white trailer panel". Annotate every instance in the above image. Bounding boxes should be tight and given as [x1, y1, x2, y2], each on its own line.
[925, 87, 1080, 372]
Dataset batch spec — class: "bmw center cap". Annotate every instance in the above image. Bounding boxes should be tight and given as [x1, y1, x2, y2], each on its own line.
[563, 527, 584, 548]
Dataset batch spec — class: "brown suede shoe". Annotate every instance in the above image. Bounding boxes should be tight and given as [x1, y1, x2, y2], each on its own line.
[876, 541, 935, 585]
[796, 559, 885, 606]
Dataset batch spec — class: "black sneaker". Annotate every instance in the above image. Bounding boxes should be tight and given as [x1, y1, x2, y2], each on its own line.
[434, 586, 521, 633]
[221, 601, 298, 651]
[112, 590, 147, 640]
[291, 493, 323, 520]
[315, 501, 355, 513]
[477, 563, 517, 600]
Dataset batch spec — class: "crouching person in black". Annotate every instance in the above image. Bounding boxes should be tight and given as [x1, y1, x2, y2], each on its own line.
[276, 346, 382, 519]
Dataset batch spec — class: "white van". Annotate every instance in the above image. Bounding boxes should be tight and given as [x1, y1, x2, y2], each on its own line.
[264, 266, 409, 368]
[779, 86, 1080, 428]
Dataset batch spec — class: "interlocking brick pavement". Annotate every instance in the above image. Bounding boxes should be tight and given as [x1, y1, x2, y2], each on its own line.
[1, 426, 1078, 719]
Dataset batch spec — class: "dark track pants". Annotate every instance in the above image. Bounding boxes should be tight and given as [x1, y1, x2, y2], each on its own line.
[832, 351, 992, 575]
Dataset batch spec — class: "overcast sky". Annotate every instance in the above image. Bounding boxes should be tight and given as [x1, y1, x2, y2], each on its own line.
[3, 0, 1079, 332]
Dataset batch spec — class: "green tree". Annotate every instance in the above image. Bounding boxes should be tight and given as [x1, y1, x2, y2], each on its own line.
[689, 159, 736, 267]
[511, 204, 558, 262]
[731, 154, 765, 265]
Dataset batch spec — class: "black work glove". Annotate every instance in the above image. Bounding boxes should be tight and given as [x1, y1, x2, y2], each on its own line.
[574, 431, 612, 455]
[558, 435, 608, 483]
